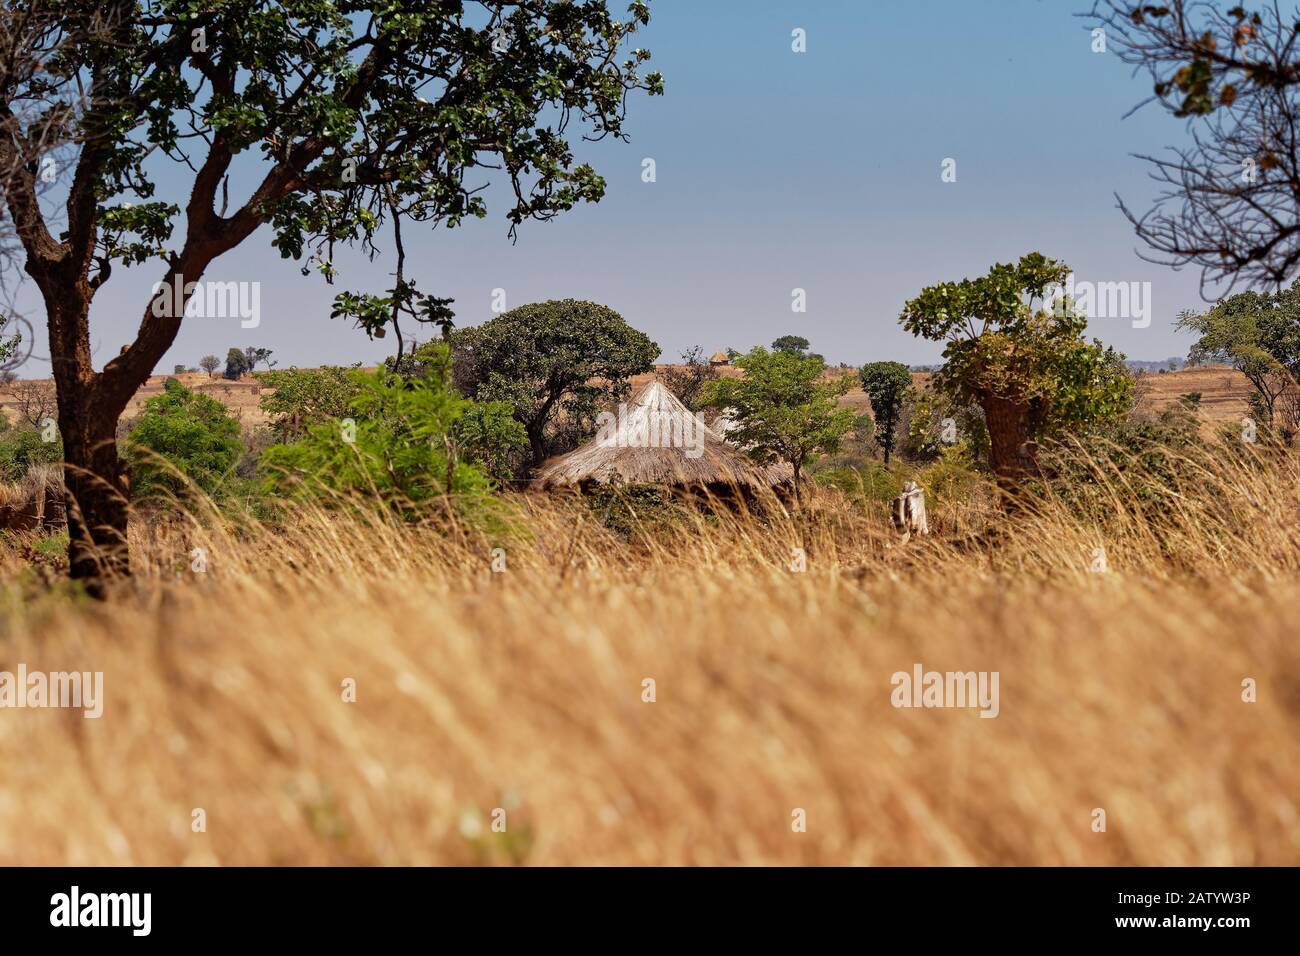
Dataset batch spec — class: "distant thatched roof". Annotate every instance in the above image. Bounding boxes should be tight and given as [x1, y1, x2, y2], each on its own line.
[709, 350, 729, 365]
[532, 382, 791, 492]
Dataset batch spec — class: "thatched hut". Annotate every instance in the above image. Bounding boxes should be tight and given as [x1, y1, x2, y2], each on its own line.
[532, 382, 790, 495]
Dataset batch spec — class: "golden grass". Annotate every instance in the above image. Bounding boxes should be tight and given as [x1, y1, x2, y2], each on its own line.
[0, 442, 1297, 865]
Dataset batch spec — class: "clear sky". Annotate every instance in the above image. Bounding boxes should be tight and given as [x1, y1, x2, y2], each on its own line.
[12, 0, 1225, 374]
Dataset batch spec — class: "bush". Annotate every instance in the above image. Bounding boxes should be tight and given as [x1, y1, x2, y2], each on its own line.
[814, 460, 904, 504]
[914, 442, 986, 507]
[584, 484, 688, 540]
[127, 379, 243, 502]
[259, 365, 364, 442]
[0, 427, 63, 484]
[259, 350, 500, 525]
[454, 401, 527, 484]
[1035, 399, 1209, 532]
[902, 388, 990, 464]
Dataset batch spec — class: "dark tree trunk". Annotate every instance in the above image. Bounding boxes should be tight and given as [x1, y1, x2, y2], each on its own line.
[45, 290, 132, 597]
[981, 395, 1035, 485]
[61, 404, 130, 596]
[527, 423, 547, 470]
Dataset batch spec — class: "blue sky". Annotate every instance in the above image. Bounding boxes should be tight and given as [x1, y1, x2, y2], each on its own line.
[14, 0, 1223, 374]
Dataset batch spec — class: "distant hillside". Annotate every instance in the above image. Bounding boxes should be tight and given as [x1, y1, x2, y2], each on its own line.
[1126, 357, 1186, 373]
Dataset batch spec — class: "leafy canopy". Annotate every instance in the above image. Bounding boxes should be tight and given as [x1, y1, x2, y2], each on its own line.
[451, 299, 658, 463]
[259, 365, 365, 441]
[900, 252, 1132, 440]
[858, 361, 912, 463]
[701, 347, 856, 500]
[127, 379, 243, 500]
[6, 0, 663, 372]
[1176, 282, 1300, 427]
[259, 345, 497, 520]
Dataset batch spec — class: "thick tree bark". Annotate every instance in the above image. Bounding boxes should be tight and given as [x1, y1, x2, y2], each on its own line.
[526, 422, 548, 469]
[61, 403, 130, 595]
[44, 284, 132, 596]
[981, 395, 1035, 485]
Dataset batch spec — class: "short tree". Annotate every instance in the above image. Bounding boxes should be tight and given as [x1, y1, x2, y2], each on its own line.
[11, 379, 56, 429]
[199, 355, 221, 376]
[258, 366, 365, 442]
[771, 335, 810, 356]
[451, 300, 658, 468]
[127, 380, 242, 502]
[244, 347, 276, 372]
[858, 361, 912, 464]
[224, 348, 251, 381]
[701, 347, 857, 505]
[900, 253, 1133, 482]
[1177, 286, 1300, 437]
[454, 401, 528, 484]
[260, 350, 496, 522]
[659, 345, 719, 411]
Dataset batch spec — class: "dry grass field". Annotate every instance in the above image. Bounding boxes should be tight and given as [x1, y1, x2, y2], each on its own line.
[1133, 364, 1255, 432]
[0, 434, 1297, 865]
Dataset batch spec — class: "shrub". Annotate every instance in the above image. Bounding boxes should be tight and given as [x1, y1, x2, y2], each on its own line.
[454, 401, 528, 484]
[259, 365, 364, 441]
[0, 427, 63, 484]
[127, 379, 243, 502]
[259, 350, 499, 524]
[1035, 399, 1210, 534]
[814, 460, 904, 504]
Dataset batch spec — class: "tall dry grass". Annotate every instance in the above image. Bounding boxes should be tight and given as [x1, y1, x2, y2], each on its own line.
[0, 440, 1297, 865]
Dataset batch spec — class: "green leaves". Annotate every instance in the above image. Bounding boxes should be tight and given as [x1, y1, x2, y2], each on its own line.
[451, 299, 658, 465]
[701, 347, 857, 499]
[899, 254, 1132, 475]
[258, 348, 506, 521]
[33, 1, 659, 283]
[859, 361, 912, 463]
[127, 379, 244, 501]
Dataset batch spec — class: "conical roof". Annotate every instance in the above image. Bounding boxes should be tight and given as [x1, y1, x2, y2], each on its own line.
[532, 381, 791, 491]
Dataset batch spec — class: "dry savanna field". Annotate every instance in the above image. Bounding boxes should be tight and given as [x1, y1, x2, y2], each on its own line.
[0, 359, 1295, 866]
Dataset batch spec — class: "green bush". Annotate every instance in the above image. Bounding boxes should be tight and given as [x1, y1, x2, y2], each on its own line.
[0, 427, 63, 484]
[1036, 399, 1209, 530]
[454, 401, 527, 483]
[584, 484, 688, 540]
[258, 365, 365, 442]
[814, 460, 904, 503]
[127, 379, 243, 501]
[259, 350, 501, 524]
[913, 442, 985, 506]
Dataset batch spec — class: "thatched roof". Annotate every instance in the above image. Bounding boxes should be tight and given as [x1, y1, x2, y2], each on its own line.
[709, 350, 730, 365]
[532, 382, 791, 492]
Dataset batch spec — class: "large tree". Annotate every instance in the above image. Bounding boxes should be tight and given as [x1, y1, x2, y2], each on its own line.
[451, 299, 658, 467]
[0, 1, 660, 593]
[900, 253, 1133, 482]
[1090, 1, 1300, 292]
